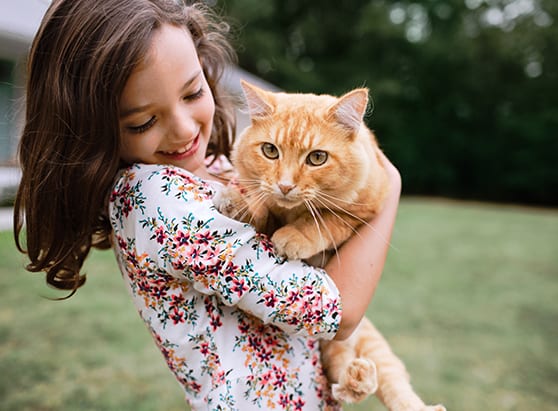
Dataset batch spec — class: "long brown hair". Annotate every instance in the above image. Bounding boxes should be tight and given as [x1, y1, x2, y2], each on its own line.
[14, 0, 236, 295]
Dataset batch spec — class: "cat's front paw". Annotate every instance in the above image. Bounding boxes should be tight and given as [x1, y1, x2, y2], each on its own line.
[331, 358, 378, 404]
[271, 226, 319, 259]
[214, 186, 246, 221]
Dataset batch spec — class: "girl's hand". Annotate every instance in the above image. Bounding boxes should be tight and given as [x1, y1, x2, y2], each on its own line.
[326, 151, 401, 340]
[379, 150, 402, 199]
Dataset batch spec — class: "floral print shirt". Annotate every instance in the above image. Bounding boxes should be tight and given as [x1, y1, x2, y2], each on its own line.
[109, 163, 343, 410]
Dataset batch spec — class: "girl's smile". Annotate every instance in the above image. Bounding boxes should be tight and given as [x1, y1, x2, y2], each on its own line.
[159, 133, 200, 159]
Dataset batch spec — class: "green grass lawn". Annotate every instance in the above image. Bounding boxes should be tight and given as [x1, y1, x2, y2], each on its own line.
[1, 198, 557, 411]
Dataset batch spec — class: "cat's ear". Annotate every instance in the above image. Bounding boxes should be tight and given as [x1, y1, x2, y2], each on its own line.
[328, 88, 369, 132]
[240, 80, 274, 119]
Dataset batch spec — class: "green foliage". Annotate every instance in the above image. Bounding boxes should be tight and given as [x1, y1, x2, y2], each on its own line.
[1, 200, 557, 410]
[219, 0, 558, 205]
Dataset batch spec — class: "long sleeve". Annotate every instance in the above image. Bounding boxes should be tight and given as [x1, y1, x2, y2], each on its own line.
[109, 164, 344, 410]
[110, 163, 341, 339]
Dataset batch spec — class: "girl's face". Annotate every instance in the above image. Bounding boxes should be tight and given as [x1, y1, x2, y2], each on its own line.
[119, 24, 215, 178]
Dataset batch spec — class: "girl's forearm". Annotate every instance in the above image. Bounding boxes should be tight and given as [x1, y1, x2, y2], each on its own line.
[325, 159, 401, 340]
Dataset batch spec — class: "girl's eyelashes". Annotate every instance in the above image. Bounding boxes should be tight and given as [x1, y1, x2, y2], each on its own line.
[184, 87, 204, 101]
[128, 116, 156, 134]
[125, 87, 203, 133]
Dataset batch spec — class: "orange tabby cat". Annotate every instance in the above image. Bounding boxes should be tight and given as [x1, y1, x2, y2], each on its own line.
[218, 80, 445, 410]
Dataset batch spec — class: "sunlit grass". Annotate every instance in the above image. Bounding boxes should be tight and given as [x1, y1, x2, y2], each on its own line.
[1, 198, 557, 410]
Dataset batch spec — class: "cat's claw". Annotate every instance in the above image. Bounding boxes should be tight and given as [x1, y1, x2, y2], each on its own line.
[331, 358, 378, 404]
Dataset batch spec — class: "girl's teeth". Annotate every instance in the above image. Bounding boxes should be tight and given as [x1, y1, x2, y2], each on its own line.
[166, 140, 194, 155]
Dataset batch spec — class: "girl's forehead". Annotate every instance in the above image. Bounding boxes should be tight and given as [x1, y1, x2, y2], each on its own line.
[119, 24, 202, 109]
[143, 24, 196, 65]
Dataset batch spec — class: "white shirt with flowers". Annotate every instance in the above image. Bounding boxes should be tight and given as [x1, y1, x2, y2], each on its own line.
[109, 163, 343, 410]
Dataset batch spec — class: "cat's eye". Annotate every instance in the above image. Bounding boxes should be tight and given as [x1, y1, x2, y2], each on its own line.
[306, 150, 328, 166]
[261, 143, 279, 159]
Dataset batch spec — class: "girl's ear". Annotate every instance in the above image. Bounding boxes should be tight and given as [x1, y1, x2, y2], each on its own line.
[327, 88, 369, 132]
[240, 80, 274, 119]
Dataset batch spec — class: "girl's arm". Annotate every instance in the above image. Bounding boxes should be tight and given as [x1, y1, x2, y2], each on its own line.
[325, 152, 401, 340]
[111, 164, 343, 339]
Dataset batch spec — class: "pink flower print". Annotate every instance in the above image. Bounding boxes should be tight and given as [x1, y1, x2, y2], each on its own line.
[279, 393, 290, 408]
[257, 233, 274, 252]
[214, 370, 226, 386]
[117, 236, 127, 251]
[170, 293, 186, 307]
[154, 226, 167, 244]
[163, 168, 178, 177]
[137, 277, 150, 294]
[199, 341, 210, 356]
[307, 338, 317, 350]
[120, 197, 133, 217]
[210, 314, 222, 331]
[150, 284, 168, 300]
[187, 380, 202, 394]
[263, 332, 278, 348]
[238, 320, 250, 335]
[287, 289, 301, 305]
[262, 290, 278, 308]
[272, 366, 287, 389]
[174, 230, 190, 247]
[186, 245, 201, 262]
[293, 397, 305, 410]
[194, 230, 214, 246]
[231, 277, 249, 297]
[170, 308, 185, 324]
[260, 370, 273, 385]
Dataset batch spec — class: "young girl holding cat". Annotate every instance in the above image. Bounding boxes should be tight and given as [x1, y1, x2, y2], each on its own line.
[14, 0, 401, 409]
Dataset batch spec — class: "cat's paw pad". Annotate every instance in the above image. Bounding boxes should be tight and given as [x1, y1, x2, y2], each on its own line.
[331, 358, 378, 404]
[272, 226, 317, 259]
[421, 405, 446, 411]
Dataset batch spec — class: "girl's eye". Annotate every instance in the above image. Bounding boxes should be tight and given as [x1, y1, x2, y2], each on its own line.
[184, 87, 204, 101]
[306, 150, 328, 166]
[128, 116, 156, 134]
[261, 142, 279, 159]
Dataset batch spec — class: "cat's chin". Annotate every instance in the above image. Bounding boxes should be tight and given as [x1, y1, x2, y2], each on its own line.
[273, 198, 303, 209]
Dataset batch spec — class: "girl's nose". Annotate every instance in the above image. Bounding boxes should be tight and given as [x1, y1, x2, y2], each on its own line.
[168, 107, 197, 141]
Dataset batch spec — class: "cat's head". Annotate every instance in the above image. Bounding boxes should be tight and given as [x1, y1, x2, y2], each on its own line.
[231, 80, 379, 210]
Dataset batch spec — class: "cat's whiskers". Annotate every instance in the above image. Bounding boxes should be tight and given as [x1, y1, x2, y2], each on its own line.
[314, 194, 397, 251]
[311, 196, 363, 239]
[239, 189, 269, 225]
[304, 199, 342, 266]
[317, 189, 375, 207]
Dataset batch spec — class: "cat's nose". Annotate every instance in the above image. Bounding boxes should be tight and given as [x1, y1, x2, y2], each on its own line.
[278, 183, 295, 195]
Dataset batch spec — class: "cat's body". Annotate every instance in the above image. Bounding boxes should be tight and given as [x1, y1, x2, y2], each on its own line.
[217, 81, 445, 411]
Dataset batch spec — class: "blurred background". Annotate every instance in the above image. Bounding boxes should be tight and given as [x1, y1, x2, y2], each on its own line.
[0, 1, 557, 410]
[217, 0, 558, 206]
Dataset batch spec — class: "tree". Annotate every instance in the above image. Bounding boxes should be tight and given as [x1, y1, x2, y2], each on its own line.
[219, 0, 558, 205]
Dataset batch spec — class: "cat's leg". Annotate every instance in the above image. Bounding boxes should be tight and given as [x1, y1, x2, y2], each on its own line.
[357, 319, 446, 411]
[321, 321, 378, 404]
[272, 211, 359, 259]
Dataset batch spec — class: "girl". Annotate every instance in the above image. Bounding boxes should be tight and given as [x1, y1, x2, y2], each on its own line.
[14, 0, 401, 409]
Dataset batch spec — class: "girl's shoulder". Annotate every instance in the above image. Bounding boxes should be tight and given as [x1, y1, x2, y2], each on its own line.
[113, 163, 214, 201]
[116, 163, 203, 185]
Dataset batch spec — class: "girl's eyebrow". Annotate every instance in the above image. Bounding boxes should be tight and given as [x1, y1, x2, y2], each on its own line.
[120, 70, 202, 118]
